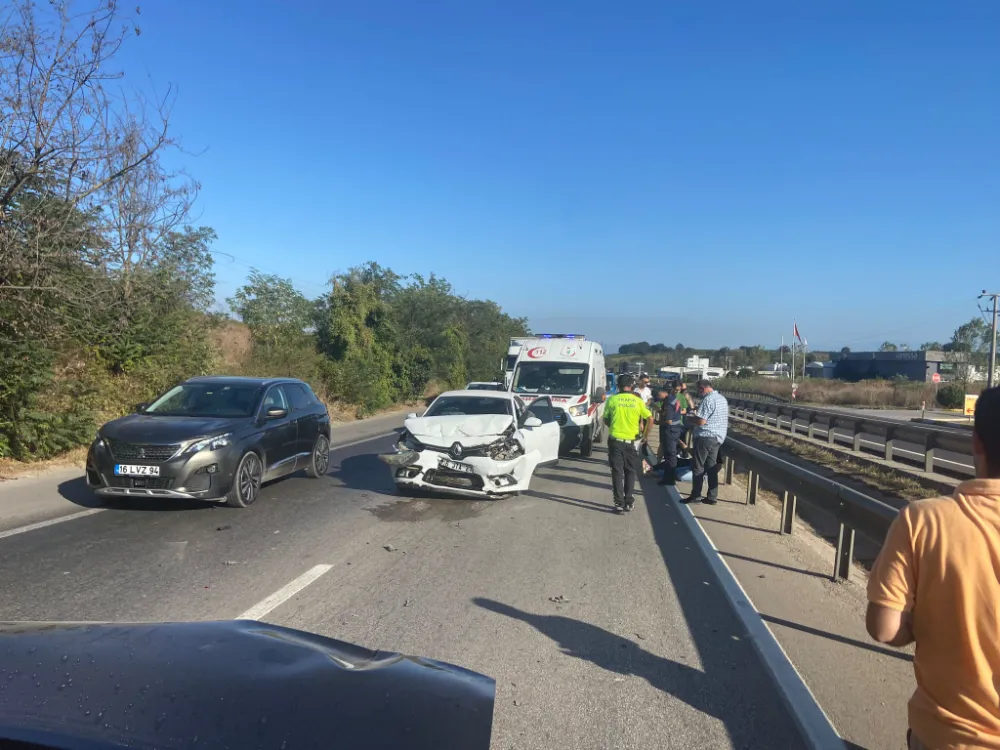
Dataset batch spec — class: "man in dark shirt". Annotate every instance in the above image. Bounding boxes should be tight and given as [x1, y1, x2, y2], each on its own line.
[654, 384, 684, 486]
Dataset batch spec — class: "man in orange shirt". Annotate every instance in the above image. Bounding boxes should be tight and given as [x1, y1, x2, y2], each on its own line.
[867, 386, 1000, 750]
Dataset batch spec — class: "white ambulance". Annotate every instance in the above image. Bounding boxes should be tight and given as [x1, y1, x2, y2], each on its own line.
[508, 335, 607, 457]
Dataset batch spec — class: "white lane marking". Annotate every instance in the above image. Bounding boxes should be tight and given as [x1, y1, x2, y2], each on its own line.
[0, 508, 106, 541]
[237, 564, 334, 621]
[332, 431, 398, 452]
[668, 488, 845, 749]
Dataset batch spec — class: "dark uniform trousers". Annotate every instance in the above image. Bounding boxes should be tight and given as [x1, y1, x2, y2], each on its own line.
[658, 424, 682, 485]
[608, 438, 640, 507]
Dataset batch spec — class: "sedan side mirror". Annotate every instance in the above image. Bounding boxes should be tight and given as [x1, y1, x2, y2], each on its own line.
[265, 407, 288, 420]
[134, 402, 149, 413]
[406, 412, 418, 420]
[523, 416, 543, 428]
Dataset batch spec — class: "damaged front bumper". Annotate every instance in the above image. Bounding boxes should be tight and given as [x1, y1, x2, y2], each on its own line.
[378, 449, 530, 498]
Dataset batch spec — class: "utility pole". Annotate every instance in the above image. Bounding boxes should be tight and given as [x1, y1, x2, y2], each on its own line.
[981, 290, 1000, 389]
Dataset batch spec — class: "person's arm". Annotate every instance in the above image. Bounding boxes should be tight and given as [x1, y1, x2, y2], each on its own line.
[640, 402, 653, 441]
[866, 509, 917, 647]
[603, 399, 614, 426]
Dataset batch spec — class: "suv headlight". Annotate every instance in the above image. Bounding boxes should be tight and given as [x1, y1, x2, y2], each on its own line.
[183, 433, 232, 455]
[568, 403, 589, 417]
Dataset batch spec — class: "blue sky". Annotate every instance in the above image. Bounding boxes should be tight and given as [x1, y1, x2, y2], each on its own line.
[120, 1, 999, 352]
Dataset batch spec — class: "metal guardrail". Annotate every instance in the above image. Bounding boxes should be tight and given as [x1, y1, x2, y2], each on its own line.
[726, 396, 975, 476]
[718, 389, 790, 404]
[718, 437, 899, 581]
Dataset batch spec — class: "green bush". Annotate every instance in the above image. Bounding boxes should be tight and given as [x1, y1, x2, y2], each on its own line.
[937, 384, 965, 409]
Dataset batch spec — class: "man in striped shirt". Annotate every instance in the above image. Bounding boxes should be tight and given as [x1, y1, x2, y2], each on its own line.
[683, 380, 729, 505]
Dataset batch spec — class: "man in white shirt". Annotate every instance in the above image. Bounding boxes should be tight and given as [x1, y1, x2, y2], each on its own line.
[636, 374, 653, 406]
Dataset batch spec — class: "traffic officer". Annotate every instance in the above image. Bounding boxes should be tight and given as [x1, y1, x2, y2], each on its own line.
[602, 374, 652, 513]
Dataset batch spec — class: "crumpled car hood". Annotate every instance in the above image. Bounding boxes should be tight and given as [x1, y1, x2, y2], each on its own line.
[406, 414, 514, 444]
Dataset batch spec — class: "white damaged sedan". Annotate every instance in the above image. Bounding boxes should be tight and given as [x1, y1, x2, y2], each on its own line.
[379, 390, 561, 498]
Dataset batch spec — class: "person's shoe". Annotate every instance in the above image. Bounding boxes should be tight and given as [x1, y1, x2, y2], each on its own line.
[703, 497, 718, 505]
[681, 495, 700, 504]
[624, 502, 634, 512]
[613, 504, 625, 514]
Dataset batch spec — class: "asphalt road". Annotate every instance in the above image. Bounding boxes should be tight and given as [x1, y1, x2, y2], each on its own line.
[0, 417, 805, 749]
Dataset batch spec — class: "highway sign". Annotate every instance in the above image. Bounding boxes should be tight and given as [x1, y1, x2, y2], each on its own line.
[931, 372, 941, 383]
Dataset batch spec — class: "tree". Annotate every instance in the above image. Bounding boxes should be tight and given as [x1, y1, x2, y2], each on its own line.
[878, 342, 898, 352]
[946, 318, 989, 384]
[920, 342, 942, 351]
[841, 347, 851, 355]
[229, 270, 313, 352]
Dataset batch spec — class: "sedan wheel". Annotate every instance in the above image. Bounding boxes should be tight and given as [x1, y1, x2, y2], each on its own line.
[225, 452, 263, 508]
[306, 434, 330, 478]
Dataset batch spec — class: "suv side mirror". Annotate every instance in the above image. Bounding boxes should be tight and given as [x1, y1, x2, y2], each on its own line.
[134, 402, 149, 413]
[523, 416, 543, 428]
[265, 407, 288, 420]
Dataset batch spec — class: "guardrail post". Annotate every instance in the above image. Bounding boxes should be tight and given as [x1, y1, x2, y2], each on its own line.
[806, 419, 815, 439]
[780, 491, 796, 535]
[724, 456, 734, 485]
[827, 421, 837, 446]
[852, 422, 863, 452]
[924, 434, 935, 474]
[884, 427, 895, 462]
[747, 472, 759, 505]
[834, 523, 856, 581]
[789, 415, 797, 436]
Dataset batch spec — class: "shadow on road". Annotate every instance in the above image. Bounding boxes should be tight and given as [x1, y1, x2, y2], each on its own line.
[330, 453, 398, 496]
[760, 613, 913, 663]
[719, 550, 830, 581]
[57, 477, 107, 509]
[524, 489, 616, 515]
[474, 597, 742, 724]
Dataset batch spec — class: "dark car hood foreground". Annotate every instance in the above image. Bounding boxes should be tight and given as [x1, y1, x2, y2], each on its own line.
[0, 620, 496, 750]
[100, 414, 244, 444]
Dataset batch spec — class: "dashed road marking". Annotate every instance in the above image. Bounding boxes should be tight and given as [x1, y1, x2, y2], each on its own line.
[0, 509, 106, 541]
[237, 564, 334, 620]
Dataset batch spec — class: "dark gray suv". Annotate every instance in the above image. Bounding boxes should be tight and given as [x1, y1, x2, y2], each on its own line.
[86, 376, 331, 508]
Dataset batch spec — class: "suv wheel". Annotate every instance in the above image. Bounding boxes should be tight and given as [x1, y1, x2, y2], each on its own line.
[226, 452, 262, 508]
[306, 434, 330, 478]
[579, 425, 594, 457]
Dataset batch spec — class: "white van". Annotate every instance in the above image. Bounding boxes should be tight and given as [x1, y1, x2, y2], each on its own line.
[508, 335, 607, 456]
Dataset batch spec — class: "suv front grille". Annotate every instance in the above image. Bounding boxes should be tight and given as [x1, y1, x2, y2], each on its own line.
[106, 440, 179, 462]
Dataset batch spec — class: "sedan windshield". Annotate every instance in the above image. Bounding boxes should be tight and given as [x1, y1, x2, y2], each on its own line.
[145, 383, 262, 418]
[424, 397, 512, 417]
[512, 363, 590, 395]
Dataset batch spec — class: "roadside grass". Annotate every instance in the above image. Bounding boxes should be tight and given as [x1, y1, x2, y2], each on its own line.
[0, 446, 89, 481]
[720, 377, 982, 410]
[729, 422, 940, 502]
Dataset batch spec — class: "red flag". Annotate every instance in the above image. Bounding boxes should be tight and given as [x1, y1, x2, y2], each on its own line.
[794, 322, 806, 346]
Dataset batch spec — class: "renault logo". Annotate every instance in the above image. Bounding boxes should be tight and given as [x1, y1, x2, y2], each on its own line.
[449, 442, 464, 459]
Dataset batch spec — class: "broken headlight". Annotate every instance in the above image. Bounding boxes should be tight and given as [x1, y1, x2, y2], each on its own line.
[397, 430, 424, 452]
[487, 424, 524, 461]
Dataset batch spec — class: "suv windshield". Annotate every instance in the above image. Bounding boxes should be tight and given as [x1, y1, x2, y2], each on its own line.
[146, 383, 263, 418]
[425, 397, 512, 417]
[512, 363, 590, 395]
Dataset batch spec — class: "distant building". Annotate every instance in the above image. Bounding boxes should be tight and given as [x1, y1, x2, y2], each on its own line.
[805, 361, 837, 379]
[834, 350, 962, 382]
